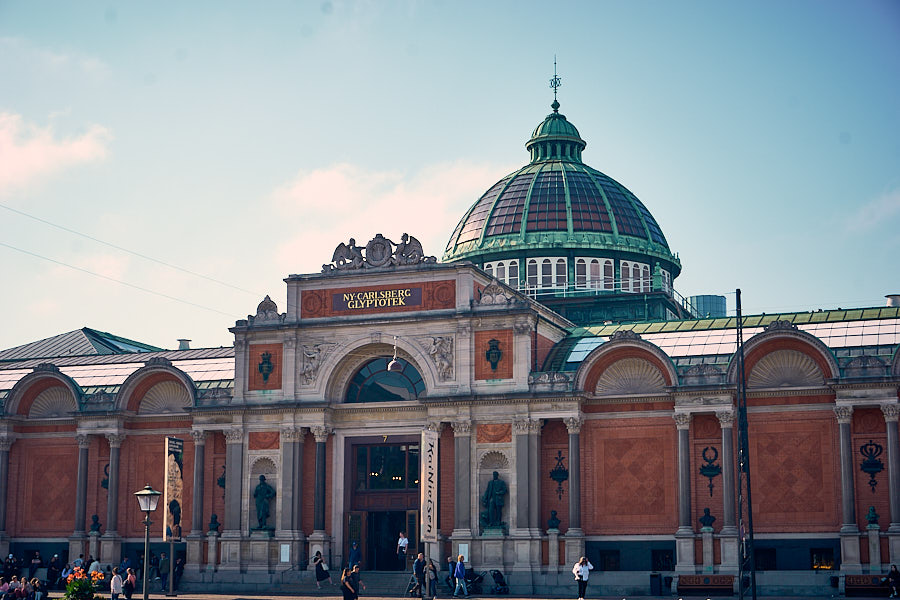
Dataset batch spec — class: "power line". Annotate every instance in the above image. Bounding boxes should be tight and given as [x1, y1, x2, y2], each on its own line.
[0, 202, 260, 296]
[0, 242, 235, 317]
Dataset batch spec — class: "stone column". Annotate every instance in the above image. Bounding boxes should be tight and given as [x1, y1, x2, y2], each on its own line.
[513, 418, 530, 532]
[528, 419, 541, 532]
[452, 421, 473, 535]
[563, 416, 584, 565]
[0, 436, 13, 558]
[100, 433, 126, 565]
[674, 412, 695, 573]
[277, 427, 306, 569]
[717, 409, 739, 571]
[307, 426, 331, 568]
[219, 428, 244, 570]
[882, 404, 900, 563]
[69, 434, 91, 561]
[186, 430, 207, 574]
[836, 405, 862, 573]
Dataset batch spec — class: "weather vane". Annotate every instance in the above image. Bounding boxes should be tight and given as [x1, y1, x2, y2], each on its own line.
[549, 55, 561, 112]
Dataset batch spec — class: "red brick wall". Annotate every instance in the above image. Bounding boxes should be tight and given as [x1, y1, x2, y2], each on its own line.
[692, 414, 726, 533]
[749, 409, 839, 532]
[247, 343, 283, 391]
[439, 427, 455, 535]
[204, 432, 226, 536]
[852, 407, 889, 529]
[534, 333, 555, 371]
[474, 329, 513, 380]
[8, 438, 78, 536]
[540, 420, 570, 531]
[582, 417, 677, 534]
[301, 434, 333, 534]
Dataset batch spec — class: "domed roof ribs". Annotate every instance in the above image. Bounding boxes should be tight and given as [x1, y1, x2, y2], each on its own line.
[475, 172, 518, 249]
[517, 162, 547, 243]
[582, 165, 620, 241]
[561, 164, 575, 240]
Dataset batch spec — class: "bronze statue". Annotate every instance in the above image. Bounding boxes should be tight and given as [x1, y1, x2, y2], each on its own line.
[481, 471, 507, 527]
[253, 475, 276, 529]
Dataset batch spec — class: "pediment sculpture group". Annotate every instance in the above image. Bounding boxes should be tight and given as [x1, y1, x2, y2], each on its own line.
[323, 233, 437, 272]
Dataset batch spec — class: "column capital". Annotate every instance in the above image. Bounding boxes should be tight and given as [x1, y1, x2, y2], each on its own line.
[311, 426, 330, 443]
[106, 433, 126, 449]
[527, 418, 543, 434]
[451, 421, 472, 436]
[234, 339, 248, 352]
[283, 337, 297, 350]
[564, 416, 584, 434]
[280, 427, 306, 443]
[673, 412, 692, 430]
[881, 403, 900, 423]
[425, 421, 445, 434]
[0, 436, 14, 451]
[834, 405, 854, 424]
[76, 434, 91, 449]
[190, 430, 209, 445]
[513, 418, 531, 434]
[223, 428, 244, 444]
[716, 409, 736, 428]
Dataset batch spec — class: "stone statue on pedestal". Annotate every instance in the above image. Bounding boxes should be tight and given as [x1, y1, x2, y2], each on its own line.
[481, 471, 507, 528]
[252, 475, 276, 529]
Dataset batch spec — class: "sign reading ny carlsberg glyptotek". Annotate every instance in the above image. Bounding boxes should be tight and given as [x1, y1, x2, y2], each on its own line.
[420, 426, 439, 543]
[332, 286, 423, 311]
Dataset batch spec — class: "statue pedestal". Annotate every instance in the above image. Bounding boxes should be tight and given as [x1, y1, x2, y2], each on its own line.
[218, 531, 243, 571]
[482, 526, 504, 538]
[100, 532, 121, 566]
[306, 531, 330, 572]
[68, 535, 86, 566]
[248, 530, 275, 571]
[547, 529, 560, 573]
[700, 527, 714, 572]
[563, 528, 585, 567]
[867, 524, 882, 573]
[88, 531, 101, 562]
[186, 533, 204, 575]
[206, 531, 219, 572]
[719, 526, 739, 571]
[675, 527, 696, 573]
[841, 528, 863, 573]
[481, 537, 504, 567]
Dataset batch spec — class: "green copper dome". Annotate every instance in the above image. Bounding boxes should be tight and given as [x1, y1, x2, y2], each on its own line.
[443, 102, 680, 279]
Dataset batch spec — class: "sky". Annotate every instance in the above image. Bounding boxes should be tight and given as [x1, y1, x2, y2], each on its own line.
[1, 0, 899, 351]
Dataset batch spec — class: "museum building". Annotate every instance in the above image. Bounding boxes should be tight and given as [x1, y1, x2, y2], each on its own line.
[1, 99, 900, 597]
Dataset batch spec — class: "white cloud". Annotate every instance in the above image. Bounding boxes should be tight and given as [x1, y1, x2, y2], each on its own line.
[0, 112, 112, 194]
[847, 188, 900, 233]
[0, 37, 110, 78]
[272, 160, 514, 273]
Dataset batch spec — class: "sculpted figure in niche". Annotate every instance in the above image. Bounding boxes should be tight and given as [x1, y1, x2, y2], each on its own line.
[253, 474, 276, 529]
[481, 471, 508, 527]
[428, 336, 453, 380]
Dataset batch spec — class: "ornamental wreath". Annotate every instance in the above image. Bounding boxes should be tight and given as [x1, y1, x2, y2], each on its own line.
[65, 566, 105, 600]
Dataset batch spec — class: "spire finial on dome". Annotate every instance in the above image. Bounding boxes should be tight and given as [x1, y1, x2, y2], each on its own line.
[549, 55, 561, 113]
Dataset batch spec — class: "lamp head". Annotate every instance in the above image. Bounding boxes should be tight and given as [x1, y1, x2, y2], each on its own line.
[134, 484, 162, 513]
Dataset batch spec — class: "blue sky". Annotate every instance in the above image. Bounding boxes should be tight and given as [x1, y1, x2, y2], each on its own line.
[1, 0, 898, 350]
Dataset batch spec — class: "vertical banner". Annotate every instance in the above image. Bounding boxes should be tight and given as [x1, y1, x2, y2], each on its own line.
[164, 437, 184, 541]
[420, 427, 439, 543]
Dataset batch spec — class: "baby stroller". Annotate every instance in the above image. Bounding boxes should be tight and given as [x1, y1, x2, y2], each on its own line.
[464, 570, 485, 595]
[488, 570, 509, 595]
[407, 573, 421, 597]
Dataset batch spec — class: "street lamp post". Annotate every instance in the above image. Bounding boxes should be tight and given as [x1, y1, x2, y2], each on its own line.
[134, 485, 162, 600]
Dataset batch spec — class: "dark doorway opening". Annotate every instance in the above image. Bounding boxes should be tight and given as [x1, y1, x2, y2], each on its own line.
[368, 511, 406, 570]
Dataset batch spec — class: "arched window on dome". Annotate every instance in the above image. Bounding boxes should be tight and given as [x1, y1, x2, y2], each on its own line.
[575, 259, 587, 289]
[632, 264, 641, 292]
[541, 259, 552, 288]
[484, 263, 493, 278]
[589, 259, 601, 290]
[603, 260, 613, 290]
[621, 261, 631, 292]
[345, 357, 425, 403]
[508, 261, 519, 289]
[527, 259, 538, 292]
[555, 259, 567, 288]
[642, 265, 650, 292]
[497, 262, 506, 282]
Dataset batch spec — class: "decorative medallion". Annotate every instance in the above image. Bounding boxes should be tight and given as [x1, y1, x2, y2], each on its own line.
[258, 352, 274, 383]
[860, 439, 884, 492]
[699, 446, 722, 496]
[548, 450, 569, 500]
[485, 339, 502, 371]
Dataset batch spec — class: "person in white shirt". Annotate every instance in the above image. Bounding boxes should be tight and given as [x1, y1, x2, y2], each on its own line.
[110, 567, 123, 600]
[572, 556, 594, 600]
[396, 532, 409, 570]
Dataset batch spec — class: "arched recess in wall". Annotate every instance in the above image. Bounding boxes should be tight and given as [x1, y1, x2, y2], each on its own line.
[321, 338, 434, 403]
[575, 334, 677, 396]
[117, 359, 196, 413]
[6, 365, 81, 417]
[726, 323, 839, 386]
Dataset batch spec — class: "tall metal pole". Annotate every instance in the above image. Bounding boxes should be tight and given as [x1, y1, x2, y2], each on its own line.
[167, 536, 175, 596]
[142, 513, 151, 600]
[736, 289, 757, 600]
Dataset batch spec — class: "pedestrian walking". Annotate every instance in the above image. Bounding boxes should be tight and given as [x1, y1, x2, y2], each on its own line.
[572, 556, 594, 600]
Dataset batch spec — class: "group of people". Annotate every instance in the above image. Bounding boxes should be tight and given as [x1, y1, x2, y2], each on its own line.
[0, 576, 47, 600]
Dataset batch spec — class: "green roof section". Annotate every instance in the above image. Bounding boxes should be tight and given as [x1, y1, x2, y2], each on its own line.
[571, 306, 900, 338]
